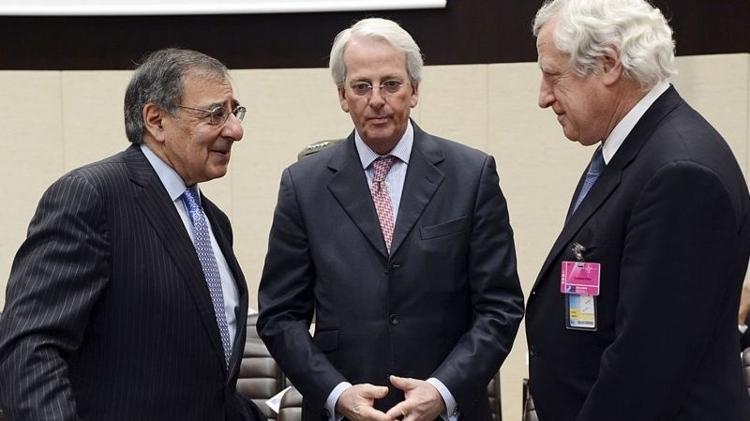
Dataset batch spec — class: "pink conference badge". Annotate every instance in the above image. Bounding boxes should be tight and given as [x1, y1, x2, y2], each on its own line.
[560, 261, 601, 296]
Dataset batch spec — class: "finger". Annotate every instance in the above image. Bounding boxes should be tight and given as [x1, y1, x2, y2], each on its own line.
[358, 405, 394, 421]
[360, 383, 390, 399]
[389, 375, 415, 391]
[385, 401, 410, 419]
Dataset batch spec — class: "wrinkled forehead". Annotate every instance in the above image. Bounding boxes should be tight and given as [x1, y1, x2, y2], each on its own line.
[180, 70, 238, 106]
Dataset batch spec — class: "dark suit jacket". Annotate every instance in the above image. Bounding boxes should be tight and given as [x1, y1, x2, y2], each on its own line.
[0, 145, 265, 421]
[526, 86, 750, 421]
[257, 123, 525, 420]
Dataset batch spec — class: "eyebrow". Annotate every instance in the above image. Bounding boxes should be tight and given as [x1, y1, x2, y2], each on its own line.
[202, 99, 240, 109]
[350, 74, 404, 83]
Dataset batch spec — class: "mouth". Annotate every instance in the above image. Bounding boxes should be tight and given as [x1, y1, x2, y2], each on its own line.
[210, 148, 230, 158]
[367, 115, 391, 124]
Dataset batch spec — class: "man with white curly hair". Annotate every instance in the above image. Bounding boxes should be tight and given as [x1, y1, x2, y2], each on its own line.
[525, 0, 750, 420]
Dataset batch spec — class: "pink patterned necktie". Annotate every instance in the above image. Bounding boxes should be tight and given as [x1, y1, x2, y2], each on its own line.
[371, 156, 397, 253]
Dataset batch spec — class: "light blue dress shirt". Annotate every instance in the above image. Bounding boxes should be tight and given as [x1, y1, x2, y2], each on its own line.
[140, 144, 240, 351]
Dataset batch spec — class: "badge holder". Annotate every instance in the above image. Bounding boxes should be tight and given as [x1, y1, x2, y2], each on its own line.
[561, 242, 600, 331]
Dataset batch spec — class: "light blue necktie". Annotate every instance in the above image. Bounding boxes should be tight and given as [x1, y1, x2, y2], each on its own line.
[572, 147, 605, 213]
[181, 186, 231, 367]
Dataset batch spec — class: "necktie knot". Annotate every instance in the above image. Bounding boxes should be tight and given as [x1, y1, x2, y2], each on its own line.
[372, 156, 396, 183]
[181, 186, 201, 212]
[588, 148, 605, 176]
[572, 147, 606, 213]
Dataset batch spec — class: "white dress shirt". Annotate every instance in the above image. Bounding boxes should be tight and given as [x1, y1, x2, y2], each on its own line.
[601, 81, 670, 163]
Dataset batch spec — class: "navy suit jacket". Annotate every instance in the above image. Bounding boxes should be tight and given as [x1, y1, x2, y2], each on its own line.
[526, 86, 750, 421]
[257, 123, 524, 420]
[0, 145, 265, 421]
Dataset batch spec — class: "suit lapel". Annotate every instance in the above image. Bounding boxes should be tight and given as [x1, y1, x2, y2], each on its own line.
[390, 125, 444, 257]
[123, 145, 227, 373]
[533, 86, 685, 290]
[327, 135, 390, 258]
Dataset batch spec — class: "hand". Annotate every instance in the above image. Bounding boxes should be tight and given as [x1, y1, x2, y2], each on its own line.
[336, 383, 392, 421]
[739, 281, 750, 324]
[385, 375, 445, 421]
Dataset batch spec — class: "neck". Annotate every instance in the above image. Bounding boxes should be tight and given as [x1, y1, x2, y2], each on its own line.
[601, 80, 648, 141]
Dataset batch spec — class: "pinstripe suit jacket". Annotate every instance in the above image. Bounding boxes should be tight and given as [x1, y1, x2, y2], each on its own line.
[0, 145, 264, 421]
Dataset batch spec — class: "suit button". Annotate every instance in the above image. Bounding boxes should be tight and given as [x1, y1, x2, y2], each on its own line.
[529, 345, 536, 358]
[389, 314, 400, 326]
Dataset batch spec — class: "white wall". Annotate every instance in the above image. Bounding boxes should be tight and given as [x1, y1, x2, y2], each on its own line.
[1, 53, 748, 420]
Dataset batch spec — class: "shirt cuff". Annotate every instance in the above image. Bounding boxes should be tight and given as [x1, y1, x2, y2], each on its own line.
[426, 377, 459, 421]
[739, 324, 748, 334]
[325, 381, 352, 421]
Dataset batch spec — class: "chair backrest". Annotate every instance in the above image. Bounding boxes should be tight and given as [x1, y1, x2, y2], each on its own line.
[487, 371, 502, 421]
[236, 313, 286, 421]
[522, 378, 539, 421]
[277, 385, 304, 421]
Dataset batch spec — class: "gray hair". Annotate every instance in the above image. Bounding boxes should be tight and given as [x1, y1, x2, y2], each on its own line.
[124, 48, 230, 144]
[533, 0, 677, 89]
[329, 18, 424, 88]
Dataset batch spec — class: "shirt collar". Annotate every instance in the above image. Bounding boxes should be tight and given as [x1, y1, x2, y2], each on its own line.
[355, 120, 414, 169]
[601, 81, 670, 164]
[140, 144, 198, 202]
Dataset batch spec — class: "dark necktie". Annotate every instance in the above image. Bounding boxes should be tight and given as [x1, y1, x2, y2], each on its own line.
[572, 147, 605, 213]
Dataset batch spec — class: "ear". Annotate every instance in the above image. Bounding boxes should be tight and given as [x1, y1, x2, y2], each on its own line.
[600, 46, 623, 86]
[338, 87, 350, 113]
[142, 103, 167, 143]
[409, 82, 419, 108]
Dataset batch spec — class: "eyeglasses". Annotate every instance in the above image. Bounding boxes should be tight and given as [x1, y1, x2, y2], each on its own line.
[349, 80, 408, 97]
[175, 104, 247, 126]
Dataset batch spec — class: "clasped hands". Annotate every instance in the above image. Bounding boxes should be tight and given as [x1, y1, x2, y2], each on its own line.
[336, 375, 445, 421]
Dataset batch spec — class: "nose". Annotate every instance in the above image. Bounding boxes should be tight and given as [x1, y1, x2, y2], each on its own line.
[538, 77, 555, 109]
[222, 112, 244, 142]
[368, 86, 386, 108]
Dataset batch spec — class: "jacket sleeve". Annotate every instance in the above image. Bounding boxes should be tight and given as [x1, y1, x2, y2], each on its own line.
[0, 174, 110, 421]
[431, 155, 525, 413]
[256, 168, 347, 413]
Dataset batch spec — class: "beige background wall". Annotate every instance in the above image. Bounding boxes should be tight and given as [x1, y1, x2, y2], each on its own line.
[1, 53, 748, 420]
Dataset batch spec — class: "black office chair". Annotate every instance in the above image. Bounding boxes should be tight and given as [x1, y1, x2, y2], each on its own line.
[487, 371, 503, 421]
[236, 313, 286, 421]
[277, 385, 303, 421]
[522, 378, 539, 421]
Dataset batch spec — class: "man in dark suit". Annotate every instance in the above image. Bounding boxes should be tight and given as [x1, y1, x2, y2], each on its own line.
[525, 1, 750, 420]
[0, 48, 265, 421]
[257, 17, 524, 421]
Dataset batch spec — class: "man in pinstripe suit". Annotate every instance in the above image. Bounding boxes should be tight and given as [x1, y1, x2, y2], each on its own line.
[0, 49, 265, 421]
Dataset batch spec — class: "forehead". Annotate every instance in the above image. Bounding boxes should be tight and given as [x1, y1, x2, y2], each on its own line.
[536, 21, 568, 71]
[343, 37, 408, 80]
[181, 70, 235, 104]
